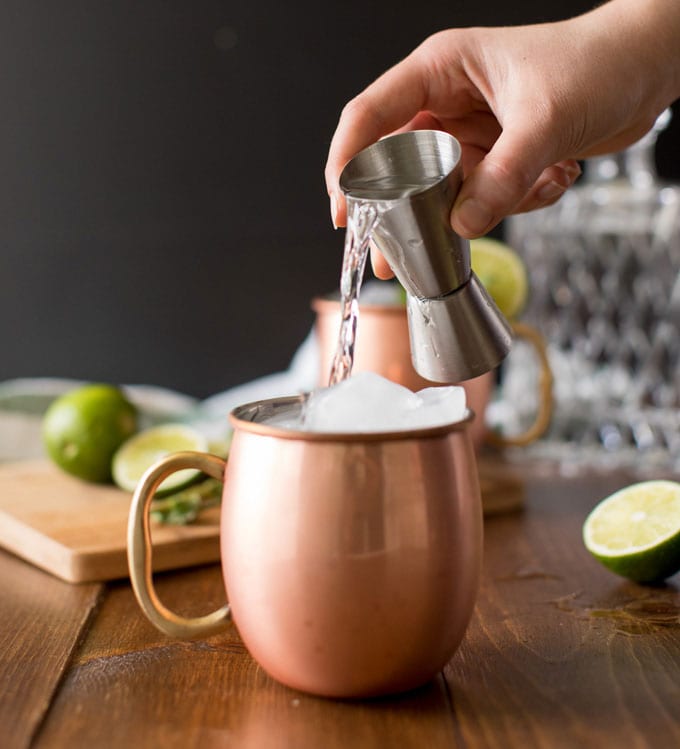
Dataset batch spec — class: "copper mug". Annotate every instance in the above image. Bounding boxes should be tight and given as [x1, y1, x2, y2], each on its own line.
[127, 395, 483, 698]
[312, 296, 553, 449]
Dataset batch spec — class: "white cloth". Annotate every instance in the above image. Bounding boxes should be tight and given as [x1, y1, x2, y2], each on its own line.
[0, 330, 321, 462]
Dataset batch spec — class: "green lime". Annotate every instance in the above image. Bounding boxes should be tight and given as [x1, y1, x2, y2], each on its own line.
[112, 423, 208, 496]
[583, 480, 680, 583]
[42, 384, 138, 483]
[470, 237, 529, 319]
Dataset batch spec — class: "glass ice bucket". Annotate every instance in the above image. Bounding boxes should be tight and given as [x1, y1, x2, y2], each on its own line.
[503, 109, 680, 470]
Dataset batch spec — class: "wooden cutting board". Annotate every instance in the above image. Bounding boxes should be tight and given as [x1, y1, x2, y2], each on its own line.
[0, 460, 221, 583]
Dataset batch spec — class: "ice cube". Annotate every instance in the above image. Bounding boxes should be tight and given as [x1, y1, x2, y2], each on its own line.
[302, 372, 420, 432]
[300, 372, 466, 433]
[408, 386, 467, 430]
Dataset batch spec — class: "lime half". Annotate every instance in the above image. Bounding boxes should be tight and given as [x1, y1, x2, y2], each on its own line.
[112, 423, 208, 496]
[470, 237, 529, 319]
[583, 480, 680, 583]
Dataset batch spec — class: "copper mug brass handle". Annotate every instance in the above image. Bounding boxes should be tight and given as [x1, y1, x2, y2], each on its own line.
[485, 320, 554, 448]
[127, 451, 231, 638]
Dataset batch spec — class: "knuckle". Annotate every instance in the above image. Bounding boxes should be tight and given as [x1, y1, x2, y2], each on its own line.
[340, 94, 385, 132]
[483, 157, 536, 209]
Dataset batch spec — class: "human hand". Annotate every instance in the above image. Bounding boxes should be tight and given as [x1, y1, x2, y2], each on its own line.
[325, 0, 680, 268]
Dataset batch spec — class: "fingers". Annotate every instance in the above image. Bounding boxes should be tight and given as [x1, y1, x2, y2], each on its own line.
[325, 23, 586, 237]
[512, 160, 582, 214]
[325, 55, 430, 227]
[450, 123, 570, 237]
[369, 243, 394, 279]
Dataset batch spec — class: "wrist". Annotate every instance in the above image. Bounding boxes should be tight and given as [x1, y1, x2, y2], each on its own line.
[590, 0, 680, 106]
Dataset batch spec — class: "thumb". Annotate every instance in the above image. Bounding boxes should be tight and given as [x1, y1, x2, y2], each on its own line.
[451, 126, 556, 238]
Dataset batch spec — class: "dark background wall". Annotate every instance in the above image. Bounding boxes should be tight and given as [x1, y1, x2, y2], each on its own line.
[2, 1, 678, 398]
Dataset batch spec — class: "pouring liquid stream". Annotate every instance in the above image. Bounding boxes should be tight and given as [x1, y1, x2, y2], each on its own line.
[328, 200, 382, 386]
[327, 174, 448, 387]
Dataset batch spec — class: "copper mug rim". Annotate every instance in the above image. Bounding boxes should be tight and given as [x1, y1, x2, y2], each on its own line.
[229, 394, 475, 443]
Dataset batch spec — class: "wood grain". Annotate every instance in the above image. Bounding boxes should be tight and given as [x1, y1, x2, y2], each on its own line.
[3, 460, 679, 748]
[35, 565, 459, 749]
[446, 470, 680, 748]
[0, 548, 102, 749]
[0, 461, 220, 582]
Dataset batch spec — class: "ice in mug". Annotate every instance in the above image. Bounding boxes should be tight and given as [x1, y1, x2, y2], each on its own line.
[269, 371, 468, 433]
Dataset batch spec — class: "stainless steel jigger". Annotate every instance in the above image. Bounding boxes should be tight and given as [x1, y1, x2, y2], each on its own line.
[339, 129, 512, 383]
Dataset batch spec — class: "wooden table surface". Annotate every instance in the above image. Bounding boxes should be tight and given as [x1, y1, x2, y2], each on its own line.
[1, 456, 679, 749]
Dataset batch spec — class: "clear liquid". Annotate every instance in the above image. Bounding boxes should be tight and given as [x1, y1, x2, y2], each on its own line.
[328, 201, 382, 385]
[327, 172, 445, 387]
[345, 174, 444, 201]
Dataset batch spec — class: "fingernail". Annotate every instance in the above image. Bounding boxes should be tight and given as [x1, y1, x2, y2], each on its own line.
[330, 193, 338, 230]
[537, 180, 566, 202]
[454, 198, 494, 236]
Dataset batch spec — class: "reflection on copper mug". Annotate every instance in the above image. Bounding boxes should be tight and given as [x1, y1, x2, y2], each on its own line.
[127, 396, 483, 699]
[312, 296, 553, 449]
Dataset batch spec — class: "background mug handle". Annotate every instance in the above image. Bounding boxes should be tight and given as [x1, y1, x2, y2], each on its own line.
[485, 320, 554, 448]
[127, 451, 231, 638]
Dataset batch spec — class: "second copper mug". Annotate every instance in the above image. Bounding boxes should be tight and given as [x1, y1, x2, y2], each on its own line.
[312, 295, 553, 450]
[127, 396, 483, 699]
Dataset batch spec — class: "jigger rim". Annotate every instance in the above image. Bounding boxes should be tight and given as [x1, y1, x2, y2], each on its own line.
[229, 394, 475, 443]
[339, 129, 462, 201]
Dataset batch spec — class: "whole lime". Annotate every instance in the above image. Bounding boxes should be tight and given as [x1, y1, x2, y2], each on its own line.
[42, 384, 138, 483]
[470, 237, 529, 319]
